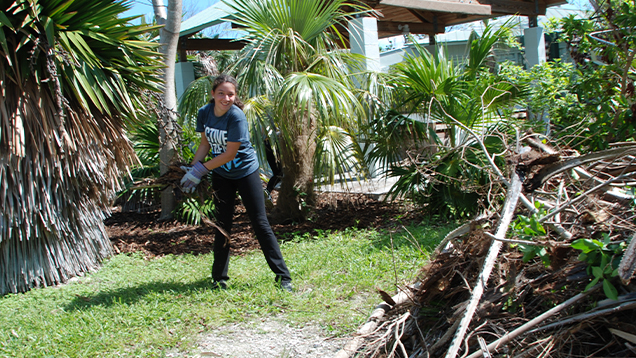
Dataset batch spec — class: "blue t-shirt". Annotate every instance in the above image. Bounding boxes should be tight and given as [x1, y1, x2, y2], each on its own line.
[196, 102, 259, 180]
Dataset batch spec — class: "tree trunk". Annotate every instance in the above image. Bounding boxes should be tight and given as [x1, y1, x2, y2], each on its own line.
[271, 115, 317, 223]
[154, 0, 182, 220]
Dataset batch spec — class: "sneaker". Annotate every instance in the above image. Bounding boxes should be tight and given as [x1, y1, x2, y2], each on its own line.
[279, 280, 293, 293]
[211, 280, 227, 290]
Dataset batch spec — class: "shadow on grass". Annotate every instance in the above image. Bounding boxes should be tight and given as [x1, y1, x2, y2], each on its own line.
[63, 278, 285, 311]
[64, 277, 215, 310]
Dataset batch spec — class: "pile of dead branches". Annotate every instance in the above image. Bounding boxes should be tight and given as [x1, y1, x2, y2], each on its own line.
[337, 138, 636, 358]
[115, 164, 214, 212]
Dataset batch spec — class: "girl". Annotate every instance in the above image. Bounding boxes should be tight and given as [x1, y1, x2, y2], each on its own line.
[180, 74, 292, 292]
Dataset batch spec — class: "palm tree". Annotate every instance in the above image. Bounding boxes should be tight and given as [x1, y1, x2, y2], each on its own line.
[225, 0, 372, 222]
[0, 0, 162, 294]
[368, 25, 528, 218]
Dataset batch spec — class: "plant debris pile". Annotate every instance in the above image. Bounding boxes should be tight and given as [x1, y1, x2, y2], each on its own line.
[344, 141, 636, 358]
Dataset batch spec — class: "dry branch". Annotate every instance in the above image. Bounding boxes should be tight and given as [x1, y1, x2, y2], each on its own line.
[539, 171, 636, 224]
[619, 233, 636, 284]
[445, 172, 523, 358]
[464, 284, 601, 358]
[524, 136, 635, 193]
[434, 213, 490, 256]
[524, 145, 636, 192]
[334, 286, 416, 358]
[484, 232, 570, 248]
[530, 296, 636, 333]
[609, 328, 636, 345]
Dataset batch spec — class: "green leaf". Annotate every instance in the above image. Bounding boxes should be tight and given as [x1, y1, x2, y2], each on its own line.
[530, 219, 546, 235]
[585, 276, 600, 291]
[50, 0, 75, 17]
[0, 10, 15, 31]
[602, 279, 618, 300]
[611, 268, 619, 277]
[521, 246, 536, 263]
[602, 232, 611, 246]
[600, 253, 609, 271]
[571, 238, 598, 253]
[0, 28, 10, 65]
[43, 16, 54, 48]
[592, 266, 603, 278]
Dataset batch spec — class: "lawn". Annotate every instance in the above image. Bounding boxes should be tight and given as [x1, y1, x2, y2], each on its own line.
[0, 222, 456, 357]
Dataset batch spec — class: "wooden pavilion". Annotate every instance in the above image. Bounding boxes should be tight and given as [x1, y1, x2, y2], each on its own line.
[173, 0, 565, 96]
[177, 0, 566, 53]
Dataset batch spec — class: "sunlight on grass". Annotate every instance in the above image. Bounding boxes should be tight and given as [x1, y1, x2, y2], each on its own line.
[0, 222, 456, 357]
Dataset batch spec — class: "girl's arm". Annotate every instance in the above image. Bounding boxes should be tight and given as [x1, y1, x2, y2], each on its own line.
[191, 133, 240, 171]
[191, 132, 211, 163]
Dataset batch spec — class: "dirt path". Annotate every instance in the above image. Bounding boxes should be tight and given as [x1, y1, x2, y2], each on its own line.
[168, 318, 347, 357]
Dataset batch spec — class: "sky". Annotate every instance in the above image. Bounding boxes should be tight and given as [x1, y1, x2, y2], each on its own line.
[122, 0, 220, 23]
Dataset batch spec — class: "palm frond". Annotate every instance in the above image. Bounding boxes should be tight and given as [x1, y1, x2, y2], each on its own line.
[243, 95, 276, 166]
[178, 76, 214, 127]
[315, 125, 365, 186]
[276, 72, 362, 129]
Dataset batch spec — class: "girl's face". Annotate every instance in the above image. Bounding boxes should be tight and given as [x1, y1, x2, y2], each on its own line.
[212, 82, 236, 116]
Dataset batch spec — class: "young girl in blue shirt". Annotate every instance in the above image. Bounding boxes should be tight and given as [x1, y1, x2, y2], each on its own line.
[181, 74, 292, 292]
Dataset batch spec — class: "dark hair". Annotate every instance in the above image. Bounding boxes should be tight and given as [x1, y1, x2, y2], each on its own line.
[210, 74, 244, 110]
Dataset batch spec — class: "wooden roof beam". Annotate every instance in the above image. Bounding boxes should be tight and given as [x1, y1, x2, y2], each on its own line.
[408, 9, 435, 23]
[380, 0, 492, 16]
[480, 0, 547, 16]
[178, 38, 247, 51]
[377, 20, 445, 34]
[439, 14, 491, 26]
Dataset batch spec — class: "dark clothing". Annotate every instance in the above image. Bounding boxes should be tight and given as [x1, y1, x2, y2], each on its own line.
[264, 138, 282, 192]
[196, 101, 291, 285]
[211, 170, 291, 283]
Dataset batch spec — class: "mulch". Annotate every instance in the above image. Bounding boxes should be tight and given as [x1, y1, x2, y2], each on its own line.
[105, 191, 423, 257]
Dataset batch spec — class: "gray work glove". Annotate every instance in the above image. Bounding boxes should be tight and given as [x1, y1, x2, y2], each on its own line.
[180, 162, 209, 193]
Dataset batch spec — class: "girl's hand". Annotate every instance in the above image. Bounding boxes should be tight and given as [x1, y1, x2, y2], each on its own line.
[180, 162, 209, 193]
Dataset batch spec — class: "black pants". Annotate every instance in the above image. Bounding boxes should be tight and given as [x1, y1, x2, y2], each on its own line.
[264, 138, 282, 192]
[212, 170, 291, 283]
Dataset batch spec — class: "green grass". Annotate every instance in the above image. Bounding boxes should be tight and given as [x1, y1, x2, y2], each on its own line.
[0, 221, 456, 357]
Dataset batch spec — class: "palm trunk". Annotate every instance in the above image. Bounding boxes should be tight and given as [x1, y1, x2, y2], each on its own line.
[271, 114, 317, 223]
[1, 77, 129, 295]
[155, 0, 182, 220]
